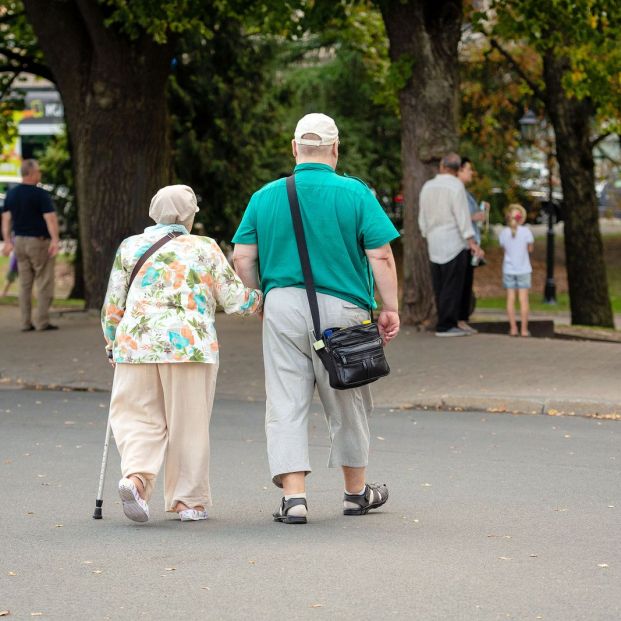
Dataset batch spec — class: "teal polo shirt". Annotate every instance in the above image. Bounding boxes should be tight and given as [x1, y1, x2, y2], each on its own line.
[232, 163, 400, 309]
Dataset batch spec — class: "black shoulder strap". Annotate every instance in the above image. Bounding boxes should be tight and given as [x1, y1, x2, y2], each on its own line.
[128, 231, 183, 289]
[286, 175, 323, 342]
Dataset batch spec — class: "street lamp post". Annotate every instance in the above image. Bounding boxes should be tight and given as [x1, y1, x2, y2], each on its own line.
[519, 110, 557, 304]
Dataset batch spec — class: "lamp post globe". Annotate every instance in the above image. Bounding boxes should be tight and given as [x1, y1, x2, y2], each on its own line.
[519, 109, 538, 143]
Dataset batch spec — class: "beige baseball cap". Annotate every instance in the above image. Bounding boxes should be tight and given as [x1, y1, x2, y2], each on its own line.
[294, 113, 339, 146]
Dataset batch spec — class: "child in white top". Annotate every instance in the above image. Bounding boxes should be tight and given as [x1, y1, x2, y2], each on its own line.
[499, 204, 534, 336]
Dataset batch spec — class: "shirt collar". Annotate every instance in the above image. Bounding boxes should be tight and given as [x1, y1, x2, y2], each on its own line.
[144, 223, 190, 235]
[294, 163, 335, 173]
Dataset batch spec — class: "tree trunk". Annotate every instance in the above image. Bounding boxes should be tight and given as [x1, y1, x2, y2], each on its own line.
[23, 0, 174, 309]
[543, 52, 613, 327]
[379, 0, 463, 328]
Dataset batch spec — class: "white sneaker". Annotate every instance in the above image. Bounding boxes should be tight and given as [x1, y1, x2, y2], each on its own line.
[118, 478, 149, 523]
[435, 327, 470, 337]
[178, 508, 208, 522]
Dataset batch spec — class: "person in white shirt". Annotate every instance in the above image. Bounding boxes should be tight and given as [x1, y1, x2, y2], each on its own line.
[419, 153, 484, 336]
[498, 204, 534, 337]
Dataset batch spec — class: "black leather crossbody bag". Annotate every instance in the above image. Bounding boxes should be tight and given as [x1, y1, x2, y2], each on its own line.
[286, 175, 390, 390]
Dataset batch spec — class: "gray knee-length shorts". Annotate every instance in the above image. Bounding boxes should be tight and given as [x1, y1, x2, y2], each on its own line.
[263, 287, 373, 487]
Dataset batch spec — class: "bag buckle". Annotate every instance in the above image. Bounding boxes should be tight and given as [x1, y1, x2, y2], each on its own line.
[313, 339, 325, 351]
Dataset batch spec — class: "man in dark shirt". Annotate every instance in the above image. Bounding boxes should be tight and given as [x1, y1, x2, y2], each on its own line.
[1, 159, 60, 331]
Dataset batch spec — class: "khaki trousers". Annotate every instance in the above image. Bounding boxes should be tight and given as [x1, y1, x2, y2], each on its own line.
[263, 287, 373, 488]
[109, 362, 218, 511]
[14, 236, 55, 330]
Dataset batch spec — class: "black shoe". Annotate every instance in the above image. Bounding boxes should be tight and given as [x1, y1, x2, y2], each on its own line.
[273, 497, 307, 524]
[343, 483, 389, 516]
[21, 324, 35, 332]
[39, 324, 59, 331]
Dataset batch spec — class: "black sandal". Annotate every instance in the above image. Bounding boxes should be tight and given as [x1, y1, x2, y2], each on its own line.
[273, 497, 308, 524]
[343, 483, 389, 516]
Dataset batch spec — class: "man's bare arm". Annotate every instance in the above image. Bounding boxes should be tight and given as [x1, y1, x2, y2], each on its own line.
[232, 243, 260, 289]
[365, 243, 400, 343]
[43, 212, 60, 257]
[1, 212, 12, 256]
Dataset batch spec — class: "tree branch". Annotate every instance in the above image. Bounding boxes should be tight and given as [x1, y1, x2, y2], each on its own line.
[0, 72, 20, 99]
[489, 38, 547, 105]
[591, 132, 612, 149]
[0, 46, 55, 81]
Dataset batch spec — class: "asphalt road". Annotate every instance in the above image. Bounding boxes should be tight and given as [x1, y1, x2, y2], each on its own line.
[0, 388, 619, 620]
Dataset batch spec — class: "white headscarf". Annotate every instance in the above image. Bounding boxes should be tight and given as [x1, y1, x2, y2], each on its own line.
[149, 185, 199, 231]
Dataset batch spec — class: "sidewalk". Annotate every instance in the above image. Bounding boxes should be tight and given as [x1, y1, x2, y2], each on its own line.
[1, 306, 619, 418]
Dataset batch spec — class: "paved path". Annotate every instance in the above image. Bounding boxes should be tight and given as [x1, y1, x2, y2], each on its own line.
[1, 389, 619, 620]
[1, 307, 620, 417]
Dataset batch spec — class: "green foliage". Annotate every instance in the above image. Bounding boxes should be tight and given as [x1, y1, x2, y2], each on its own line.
[0, 1, 44, 143]
[170, 3, 401, 240]
[37, 130, 75, 237]
[490, 0, 621, 126]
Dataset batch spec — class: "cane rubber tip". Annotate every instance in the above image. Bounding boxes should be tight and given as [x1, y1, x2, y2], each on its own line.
[93, 506, 103, 519]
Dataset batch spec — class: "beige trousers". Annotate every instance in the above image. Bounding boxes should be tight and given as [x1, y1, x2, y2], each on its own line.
[109, 362, 218, 511]
[14, 236, 55, 330]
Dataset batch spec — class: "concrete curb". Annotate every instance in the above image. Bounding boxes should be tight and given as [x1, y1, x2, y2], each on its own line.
[3, 376, 620, 421]
[383, 394, 621, 421]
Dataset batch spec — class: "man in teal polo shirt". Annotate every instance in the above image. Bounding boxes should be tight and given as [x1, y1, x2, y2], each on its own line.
[233, 113, 400, 524]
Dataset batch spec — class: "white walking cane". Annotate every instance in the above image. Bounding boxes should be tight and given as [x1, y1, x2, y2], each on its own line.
[92, 415, 112, 519]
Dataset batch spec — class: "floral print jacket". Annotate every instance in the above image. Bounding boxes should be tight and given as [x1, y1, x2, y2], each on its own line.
[101, 224, 262, 364]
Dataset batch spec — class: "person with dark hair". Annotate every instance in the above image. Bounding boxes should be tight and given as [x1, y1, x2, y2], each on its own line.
[419, 153, 484, 336]
[457, 157, 490, 333]
[1, 159, 59, 331]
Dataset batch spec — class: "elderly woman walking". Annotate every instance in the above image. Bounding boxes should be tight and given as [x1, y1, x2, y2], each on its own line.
[101, 185, 262, 523]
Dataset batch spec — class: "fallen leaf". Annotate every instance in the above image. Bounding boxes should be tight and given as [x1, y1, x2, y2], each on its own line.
[310, 604, 323, 608]
[376, 436, 385, 441]
[498, 556, 512, 560]
[82, 561, 93, 565]
[248, 560, 256, 565]
[8, 571, 17, 576]
[597, 564, 609, 568]
[36, 474, 45, 478]
[165, 567, 176, 571]
[31, 614, 43, 617]
[92, 570, 103, 574]
[0, 611, 9, 617]
[530, 554, 538, 558]
[608, 505, 615, 508]
[421, 483, 432, 487]
[201, 586, 210, 591]
[54, 524, 63, 528]
[564, 434, 571, 439]
[64, 421, 75, 425]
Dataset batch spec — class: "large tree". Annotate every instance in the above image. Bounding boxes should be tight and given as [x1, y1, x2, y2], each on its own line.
[378, 0, 463, 327]
[19, 0, 182, 309]
[487, 0, 620, 327]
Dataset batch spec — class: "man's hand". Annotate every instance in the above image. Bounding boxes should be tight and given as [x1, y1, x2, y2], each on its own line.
[377, 310, 400, 345]
[1, 241, 12, 257]
[468, 239, 485, 259]
[48, 240, 59, 257]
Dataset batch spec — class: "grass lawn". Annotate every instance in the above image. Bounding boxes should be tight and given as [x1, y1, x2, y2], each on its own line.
[473, 233, 621, 315]
[0, 254, 84, 309]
